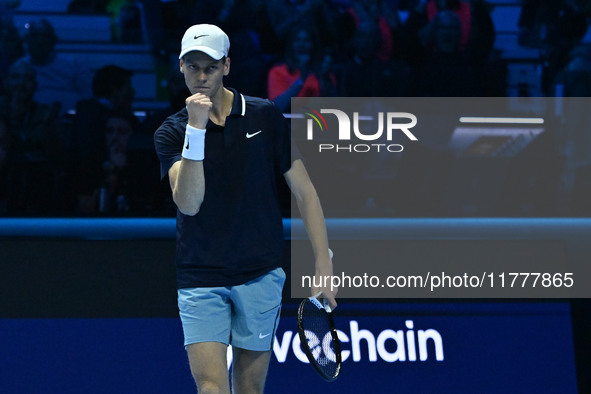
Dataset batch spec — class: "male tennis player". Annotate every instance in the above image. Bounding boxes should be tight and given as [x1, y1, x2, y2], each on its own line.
[154, 24, 336, 394]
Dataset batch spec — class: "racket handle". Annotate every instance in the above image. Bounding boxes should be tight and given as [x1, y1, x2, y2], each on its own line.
[312, 292, 332, 313]
[323, 298, 332, 313]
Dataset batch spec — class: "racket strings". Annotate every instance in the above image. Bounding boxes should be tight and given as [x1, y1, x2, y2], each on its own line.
[300, 302, 340, 376]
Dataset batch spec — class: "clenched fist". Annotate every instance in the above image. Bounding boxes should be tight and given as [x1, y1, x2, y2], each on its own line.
[186, 93, 212, 129]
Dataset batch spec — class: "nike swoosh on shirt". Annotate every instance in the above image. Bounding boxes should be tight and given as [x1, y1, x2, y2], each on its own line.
[246, 130, 263, 138]
[259, 333, 271, 339]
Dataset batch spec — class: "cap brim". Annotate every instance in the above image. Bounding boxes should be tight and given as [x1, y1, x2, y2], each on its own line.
[179, 46, 225, 60]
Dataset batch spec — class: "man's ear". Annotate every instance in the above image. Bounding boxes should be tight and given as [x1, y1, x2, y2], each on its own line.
[179, 58, 184, 73]
[224, 57, 231, 76]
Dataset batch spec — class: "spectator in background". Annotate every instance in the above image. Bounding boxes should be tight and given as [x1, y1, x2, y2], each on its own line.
[20, 19, 92, 115]
[518, 0, 588, 95]
[425, 9, 465, 53]
[77, 104, 164, 215]
[344, 0, 403, 61]
[0, 5, 25, 85]
[73, 65, 137, 162]
[265, 0, 337, 53]
[425, 0, 473, 49]
[411, 10, 486, 96]
[467, 0, 496, 66]
[404, 0, 495, 67]
[76, 113, 138, 214]
[105, 112, 165, 215]
[104, 115, 134, 181]
[267, 25, 337, 112]
[107, 0, 145, 43]
[0, 59, 64, 214]
[340, 21, 413, 96]
[72, 65, 138, 213]
[553, 44, 591, 96]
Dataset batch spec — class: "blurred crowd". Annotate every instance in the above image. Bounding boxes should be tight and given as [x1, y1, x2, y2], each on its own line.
[0, 0, 590, 217]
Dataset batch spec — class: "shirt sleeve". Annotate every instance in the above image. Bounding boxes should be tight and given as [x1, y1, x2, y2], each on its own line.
[271, 101, 301, 175]
[153, 117, 184, 180]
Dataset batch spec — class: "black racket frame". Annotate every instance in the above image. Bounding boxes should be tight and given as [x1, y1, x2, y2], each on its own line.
[296, 298, 342, 382]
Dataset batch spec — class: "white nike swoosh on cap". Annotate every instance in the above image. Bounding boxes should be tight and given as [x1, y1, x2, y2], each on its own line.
[246, 130, 263, 138]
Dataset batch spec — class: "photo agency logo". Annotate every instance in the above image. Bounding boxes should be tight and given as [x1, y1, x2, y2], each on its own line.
[301, 106, 419, 153]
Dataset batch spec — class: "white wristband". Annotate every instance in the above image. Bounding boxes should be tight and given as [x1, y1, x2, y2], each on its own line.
[182, 125, 206, 161]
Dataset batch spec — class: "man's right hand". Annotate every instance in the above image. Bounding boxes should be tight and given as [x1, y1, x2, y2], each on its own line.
[186, 93, 212, 129]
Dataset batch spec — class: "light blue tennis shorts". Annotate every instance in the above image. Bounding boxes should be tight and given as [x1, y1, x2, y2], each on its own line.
[177, 267, 285, 351]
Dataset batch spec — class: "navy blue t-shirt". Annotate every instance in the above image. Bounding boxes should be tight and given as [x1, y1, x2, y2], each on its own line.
[154, 89, 294, 288]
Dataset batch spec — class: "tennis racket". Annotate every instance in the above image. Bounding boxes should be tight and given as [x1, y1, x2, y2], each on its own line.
[297, 293, 341, 381]
[297, 249, 341, 382]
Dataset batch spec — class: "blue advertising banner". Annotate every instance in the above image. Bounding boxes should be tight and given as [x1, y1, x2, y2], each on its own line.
[268, 302, 576, 393]
[0, 302, 576, 393]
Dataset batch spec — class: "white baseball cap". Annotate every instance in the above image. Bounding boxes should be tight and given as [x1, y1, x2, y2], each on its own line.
[179, 24, 230, 60]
